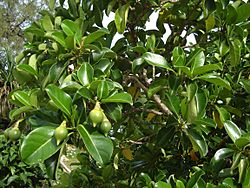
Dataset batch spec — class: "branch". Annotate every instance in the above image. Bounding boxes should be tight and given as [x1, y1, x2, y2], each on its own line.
[126, 75, 172, 115]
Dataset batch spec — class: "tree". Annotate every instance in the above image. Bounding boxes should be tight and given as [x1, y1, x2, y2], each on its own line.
[7, 0, 250, 187]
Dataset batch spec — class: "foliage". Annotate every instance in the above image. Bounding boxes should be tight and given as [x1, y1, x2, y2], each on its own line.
[7, 0, 250, 187]
[0, 134, 49, 187]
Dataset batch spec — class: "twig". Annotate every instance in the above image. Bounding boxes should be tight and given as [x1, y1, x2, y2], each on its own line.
[126, 75, 172, 115]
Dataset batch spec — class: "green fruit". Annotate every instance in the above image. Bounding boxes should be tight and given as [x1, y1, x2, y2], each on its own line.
[100, 120, 112, 136]
[54, 125, 68, 145]
[8, 128, 21, 141]
[4, 128, 10, 139]
[89, 109, 103, 127]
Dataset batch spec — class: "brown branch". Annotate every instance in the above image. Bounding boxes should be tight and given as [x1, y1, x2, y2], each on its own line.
[126, 75, 172, 115]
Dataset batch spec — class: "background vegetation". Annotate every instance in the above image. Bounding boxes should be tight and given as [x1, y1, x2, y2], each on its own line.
[1, 0, 250, 187]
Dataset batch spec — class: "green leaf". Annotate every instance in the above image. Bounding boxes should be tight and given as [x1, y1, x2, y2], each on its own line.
[190, 50, 205, 75]
[197, 73, 231, 90]
[235, 133, 250, 148]
[224, 120, 242, 143]
[84, 28, 110, 45]
[229, 39, 241, 67]
[243, 167, 250, 187]
[186, 169, 205, 188]
[173, 46, 185, 66]
[29, 54, 37, 71]
[165, 92, 180, 117]
[240, 79, 250, 93]
[20, 127, 61, 165]
[115, 4, 130, 34]
[213, 148, 234, 161]
[41, 14, 54, 31]
[61, 19, 80, 36]
[97, 80, 109, 99]
[186, 129, 208, 157]
[17, 64, 38, 77]
[76, 87, 93, 101]
[195, 89, 208, 118]
[215, 106, 231, 122]
[103, 103, 123, 122]
[95, 58, 114, 75]
[13, 91, 31, 106]
[176, 180, 185, 188]
[101, 92, 133, 105]
[44, 148, 61, 180]
[9, 106, 34, 120]
[45, 84, 72, 117]
[51, 31, 67, 48]
[154, 181, 172, 188]
[77, 62, 94, 86]
[193, 63, 222, 76]
[143, 52, 172, 71]
[77, 125, 113, 165]
[132, 57, 144, 73]
[236, 3, 250, 23]
[206, 14, 215, 32]
[148, 78, 168, 98]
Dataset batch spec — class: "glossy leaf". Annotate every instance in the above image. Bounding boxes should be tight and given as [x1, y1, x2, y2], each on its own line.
[13, 90, 31, 106]
[197, 73, 231, 90]
[77, 125, 113, 165]
[214, 148, 234, 161]
[148, 78, 168, 98]
[17, 64, 38, 77]
[84, 28, 110, 45]
[154, 181, 172, 188]
[77, 62, 94, 86]
[97, 80, 109, 99]
[143, 52, 172, 71]
[186, 129, 208, 157]
[44, 148, 62, 180]
[76, 87, 93, 101]
[206, 14, 215, 32]
[165, 93, 180, 117]
[61, 19, 79, 36]
[193, 63, 222, 76]
[195, 89, 207, 118]
[229, 39, 241, 67]
[235, 133, 250, 148]
[243, 167, 250, 187]
[45, 84, 72, 117]
[9, 106, 34, 120]
[236, 3, 250, 23]
[176, 180, 185, 188]
[51, 31, 67, 48]
[173, 46, 185, 66]
[186, 169, 205, 188]
[20, 126, 61, 165]
[224, 120, 242, 143]
[190, 50, 205, 75]
[115, 4, 129, 34]
[41, 14, 53, 31]
[102, 92, 133, 105]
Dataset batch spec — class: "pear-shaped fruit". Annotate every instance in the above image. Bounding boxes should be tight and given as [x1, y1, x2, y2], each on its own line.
[100, 120, 112, 136]
[8, 127, 21, 141]
[54, 121, 68, 145]
[89, 101, 103, 127]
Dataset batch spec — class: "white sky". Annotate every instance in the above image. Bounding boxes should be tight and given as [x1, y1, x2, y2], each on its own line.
[103, 11, 196, 47]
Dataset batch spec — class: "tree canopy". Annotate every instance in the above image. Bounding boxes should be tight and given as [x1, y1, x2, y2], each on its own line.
[1, 0, 250, 187]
